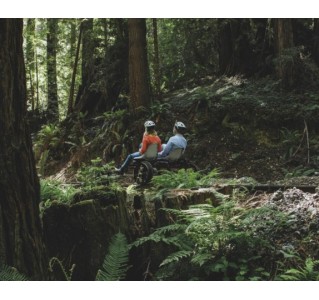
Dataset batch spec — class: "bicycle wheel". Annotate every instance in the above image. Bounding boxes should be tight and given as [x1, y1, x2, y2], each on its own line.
[134, 161, 154, 185]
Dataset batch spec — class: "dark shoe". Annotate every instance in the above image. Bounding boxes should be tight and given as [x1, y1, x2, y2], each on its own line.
[114, 167, 124, 175]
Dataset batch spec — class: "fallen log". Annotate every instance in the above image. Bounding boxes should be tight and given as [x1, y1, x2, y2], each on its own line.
[216, 184, 318, 194]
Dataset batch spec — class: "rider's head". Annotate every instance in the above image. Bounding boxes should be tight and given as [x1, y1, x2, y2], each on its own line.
[144, 120, 156, 134]
[174, 121, 186, 134]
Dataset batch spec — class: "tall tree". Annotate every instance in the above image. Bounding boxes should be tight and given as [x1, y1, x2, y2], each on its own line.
[312, 19, 319, 66]
[25, 18, 36, 111]
[81, 18, 94, 86]
[152, 18, 161, 100]
[47, 18, 59, 122]
[218, 19, 255, 76]
[0, 18, 48, 280]
[273, 18, 295, 88]
[128, 18, 151, 112]
[73, 19, 128, 116]
[68, 21, 82, 115]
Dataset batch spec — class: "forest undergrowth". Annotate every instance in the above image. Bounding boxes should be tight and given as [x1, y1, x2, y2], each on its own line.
[32, 74, 319, 281]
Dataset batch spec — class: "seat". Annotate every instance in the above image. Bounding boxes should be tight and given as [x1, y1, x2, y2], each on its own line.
[165, 148, 184, 162]
[134, 143, 158, 161]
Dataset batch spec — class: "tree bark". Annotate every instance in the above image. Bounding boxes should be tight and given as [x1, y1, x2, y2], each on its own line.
[128, 18, 151, 112]
[68, 21, 83, 115]
[81, 18, 94, 86]
[312, 19, 319, 66]
[273, 18, 295, 88]
[47, 18, 59, 122]
[152, 18, 161, 100]
[218, 19, 255, 76]
[26, 18, 36, 111]
[0, 18, 48, 280]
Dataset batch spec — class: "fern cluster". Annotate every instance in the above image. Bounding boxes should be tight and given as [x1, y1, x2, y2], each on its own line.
[0, 264, 29, 281]
[151, 168, 220, 190]
[76, 157, 117, 190]
[131, 196, 299, 280]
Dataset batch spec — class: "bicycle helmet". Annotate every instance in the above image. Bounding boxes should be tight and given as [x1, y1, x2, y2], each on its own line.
[144, 120, 156, 128]
[175, 121, 186, 130]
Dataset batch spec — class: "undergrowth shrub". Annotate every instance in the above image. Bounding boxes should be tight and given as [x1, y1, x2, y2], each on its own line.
[76, 157, 117, 190]
[151, 168, 221, 190]
[130, 195, 298, 280]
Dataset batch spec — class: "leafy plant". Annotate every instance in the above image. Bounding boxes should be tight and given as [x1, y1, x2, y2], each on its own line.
[151, 168, 220, 190]
[150, 100, 172, 123]
[130, 193, 298, 281]
[76, 158, 116, 190]
[96, 232, 130, 281]
[33, 123, 61, 160]
[0, 264, 29, 281]
[40, 179, 79, 204]
[276, 257, 319, 280]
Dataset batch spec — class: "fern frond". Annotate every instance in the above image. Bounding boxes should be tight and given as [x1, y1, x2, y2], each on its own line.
[0, 264, 29, 281]
[159, 250, 192, 267]
[96, 232, 129, 281]
[190, 252, 212, 267]
[129, 223, 186, 250]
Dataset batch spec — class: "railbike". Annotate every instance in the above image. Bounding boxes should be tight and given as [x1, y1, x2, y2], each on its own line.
[132, 143, 198, 185]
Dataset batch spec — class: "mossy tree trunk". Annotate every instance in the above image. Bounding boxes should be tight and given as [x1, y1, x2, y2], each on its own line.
[47, 18, 59, 122]
[0, 19, 48, 280]
[128, 18, 151, 113]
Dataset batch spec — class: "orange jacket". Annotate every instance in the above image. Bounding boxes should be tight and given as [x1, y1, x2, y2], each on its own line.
[140, 133, 162, 154]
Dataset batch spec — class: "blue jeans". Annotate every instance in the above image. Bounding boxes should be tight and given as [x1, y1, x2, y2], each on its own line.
[120, 151, 141, 171]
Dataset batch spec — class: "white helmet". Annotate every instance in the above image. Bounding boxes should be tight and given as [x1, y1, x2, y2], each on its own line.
[144, 120, 156, 128]
[175, 121, 186, 129]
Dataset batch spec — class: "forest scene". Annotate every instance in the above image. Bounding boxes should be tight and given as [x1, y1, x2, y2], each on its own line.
[2, 17, 319, 286]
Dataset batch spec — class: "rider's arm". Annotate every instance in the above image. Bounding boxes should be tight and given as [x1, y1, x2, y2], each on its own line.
[160, 139, 173, 157]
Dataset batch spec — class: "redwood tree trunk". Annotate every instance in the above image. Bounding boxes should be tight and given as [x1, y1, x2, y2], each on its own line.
[81, 18, 94, 86]
[47, 18, 59, 122]
[312, 19, 319, 66]
[152, 18, 161, 100]
[273, 18, 295, 88]
[128, 18, 151, 112]
[0, 19, 48, 280]
[26, 18, 35, 111]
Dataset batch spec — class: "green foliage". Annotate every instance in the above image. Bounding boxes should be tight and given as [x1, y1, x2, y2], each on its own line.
[283, 166, 317, 178]
[151, 168, 220, 190]
[33, 123, 61, 160]
[150, 100, 172, 122]
[40, 179, 79, 204]
[0, 264, 29, 281]
[76, 157, 116, 190]
[277, 257, 319, 281]
[96, 232, 129, 281]
[280, 127, 302, 159]
[131, 195, 297, 280]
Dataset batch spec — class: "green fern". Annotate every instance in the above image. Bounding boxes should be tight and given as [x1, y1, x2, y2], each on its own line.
[96, 232, 129, 281]
[0, 264, 29, 281]
[129, 223, 187, 250]
[277, 258, 319, 281]
[160, 250, 192, 267]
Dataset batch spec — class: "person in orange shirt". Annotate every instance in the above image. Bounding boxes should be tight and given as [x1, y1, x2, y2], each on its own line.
[115, 120, 162, 174]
